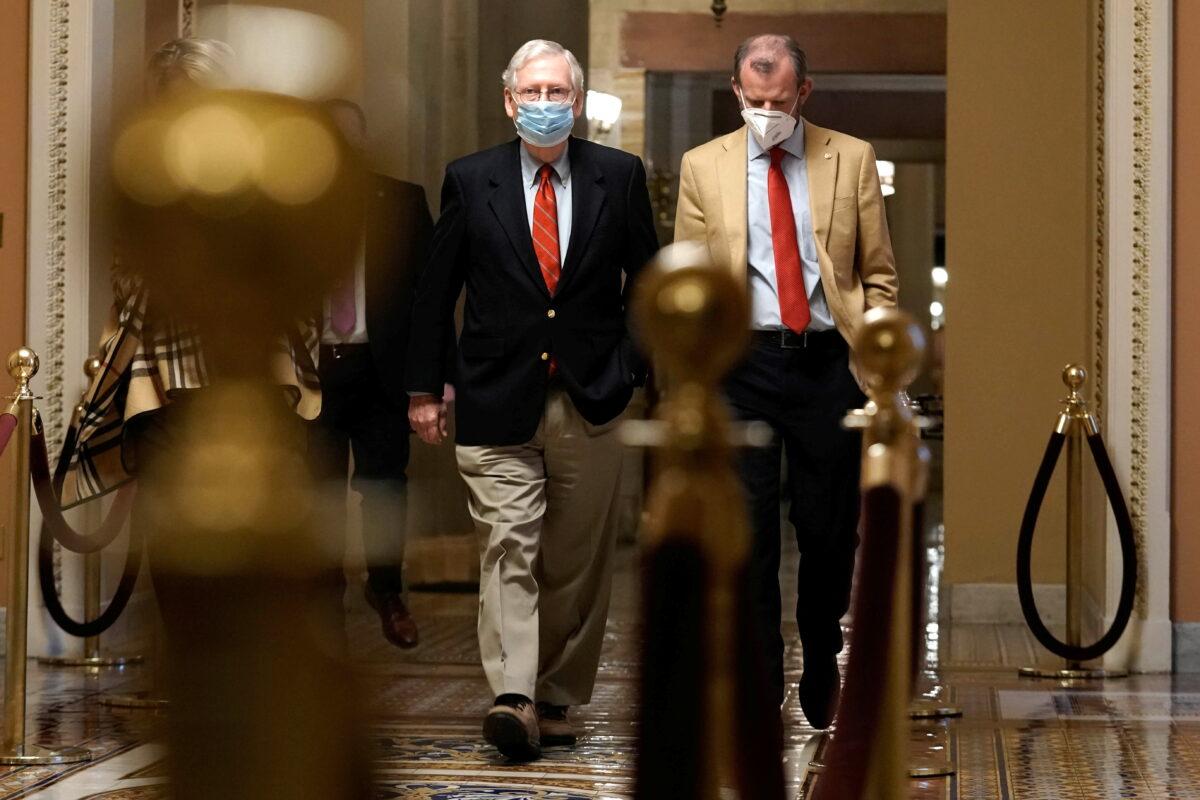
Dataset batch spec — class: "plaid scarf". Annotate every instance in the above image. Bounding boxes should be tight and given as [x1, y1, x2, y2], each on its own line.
[61, 286, 321, 506]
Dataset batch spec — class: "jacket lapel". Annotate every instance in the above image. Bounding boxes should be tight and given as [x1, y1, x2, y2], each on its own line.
[487, 140, 550, 299]
[557, 139, 605, 295]
[804, 120, 837, 249]
[717, 127, 748, 277]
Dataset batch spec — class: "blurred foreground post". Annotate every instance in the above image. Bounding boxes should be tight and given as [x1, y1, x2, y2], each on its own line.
[630, 242, 785, 800]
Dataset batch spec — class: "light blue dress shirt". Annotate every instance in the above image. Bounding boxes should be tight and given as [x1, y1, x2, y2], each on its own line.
[519, 141, 572, 263]
[746, 123, 835, 331]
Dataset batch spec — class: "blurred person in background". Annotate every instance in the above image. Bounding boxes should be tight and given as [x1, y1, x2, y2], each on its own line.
[307, 98, 433, 649]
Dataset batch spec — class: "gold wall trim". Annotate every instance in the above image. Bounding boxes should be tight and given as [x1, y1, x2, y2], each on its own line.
[1129, 0, 1152, 615]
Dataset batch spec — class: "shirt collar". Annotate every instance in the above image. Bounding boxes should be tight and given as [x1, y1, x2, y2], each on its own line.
[520, 140, 572, 188]
[747, 117, 806, 161]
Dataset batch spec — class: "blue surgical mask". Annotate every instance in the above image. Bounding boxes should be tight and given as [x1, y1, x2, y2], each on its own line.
[514, 100, 575, 148]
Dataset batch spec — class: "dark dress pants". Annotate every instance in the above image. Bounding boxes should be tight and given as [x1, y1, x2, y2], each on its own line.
[724, 331, 866, 708]
[307, 344, 411, 597]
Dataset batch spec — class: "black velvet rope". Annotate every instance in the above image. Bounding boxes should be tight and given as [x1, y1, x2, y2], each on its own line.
[1016, 429, 1138, 662]
[30, 423, 135, 554]
[37, 515, 144, 639]
[29, 417, 142, 638]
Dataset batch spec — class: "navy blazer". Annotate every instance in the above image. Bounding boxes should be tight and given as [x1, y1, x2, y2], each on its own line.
[405, 137, 659, 446]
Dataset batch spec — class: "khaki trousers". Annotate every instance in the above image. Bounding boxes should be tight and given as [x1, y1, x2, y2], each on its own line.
[456, 387, 625, 706]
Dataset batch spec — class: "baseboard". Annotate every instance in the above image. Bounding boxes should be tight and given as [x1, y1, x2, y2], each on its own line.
[948, 582, 1065, 624]
[1174, 623, 1200, 672]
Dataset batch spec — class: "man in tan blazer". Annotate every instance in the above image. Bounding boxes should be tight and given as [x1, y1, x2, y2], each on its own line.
[674, 33, 898, 729]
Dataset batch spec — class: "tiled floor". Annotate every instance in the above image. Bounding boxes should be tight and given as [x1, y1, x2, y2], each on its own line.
[3, 543, 1200, 799]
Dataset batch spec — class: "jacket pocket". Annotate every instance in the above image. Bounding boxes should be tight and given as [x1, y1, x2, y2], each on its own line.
[833, 194, 857, 211]
[458, 336, 505, 359]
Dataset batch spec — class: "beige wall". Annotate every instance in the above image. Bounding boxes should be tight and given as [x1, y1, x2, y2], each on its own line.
[944, 0, 1093, 587]
[1173, 1, 1200, 623]
[0, 0, 30, 599]
[589, 0, 946, 158]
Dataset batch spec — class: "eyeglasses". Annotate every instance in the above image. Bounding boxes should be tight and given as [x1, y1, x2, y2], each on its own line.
[514, 87, 573, 104]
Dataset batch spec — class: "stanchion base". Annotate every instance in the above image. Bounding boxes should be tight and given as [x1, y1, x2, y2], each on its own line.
[909, 761, 956, 779]
[910, 701, 964, 720]
[0, 743, 92, 766]
[99, 692, 168, 710]
[1019, 666, 1129, 680]
[38, 655, 144, 669]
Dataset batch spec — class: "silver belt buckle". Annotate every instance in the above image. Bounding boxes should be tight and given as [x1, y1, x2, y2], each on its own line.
[780, 330, 807, 350]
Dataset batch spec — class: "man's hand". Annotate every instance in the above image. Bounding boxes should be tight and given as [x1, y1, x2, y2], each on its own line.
[409, 394, 448, 445]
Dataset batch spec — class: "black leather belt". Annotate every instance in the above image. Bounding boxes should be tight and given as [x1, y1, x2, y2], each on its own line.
[750, 329, 842, 350]
[320, 342, 370, 360]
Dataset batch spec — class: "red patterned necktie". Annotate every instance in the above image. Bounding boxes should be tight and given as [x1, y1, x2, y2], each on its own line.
[532, 164, 560, 373]
[768, 147, 811, 334]
[532, 164, 561, 295]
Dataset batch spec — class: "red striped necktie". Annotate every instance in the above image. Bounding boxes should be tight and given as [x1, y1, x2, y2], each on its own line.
[532, 164, 561, 295]
[532, 164, 560, 374]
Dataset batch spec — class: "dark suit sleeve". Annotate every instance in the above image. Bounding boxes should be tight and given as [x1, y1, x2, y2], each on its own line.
[621, 156, 660, 386]
[405, 166, 467, 395]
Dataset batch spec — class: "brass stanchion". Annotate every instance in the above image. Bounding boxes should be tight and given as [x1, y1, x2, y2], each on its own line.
[0, 349, 92, 765]
[630, 242, 784, 800]
[807, 309, 931, 800]
[1018, 366, 1129, 681]
[40, 357, 144, 670]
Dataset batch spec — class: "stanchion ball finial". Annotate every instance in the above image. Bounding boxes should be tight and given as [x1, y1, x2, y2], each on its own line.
[7, 348, 40, 385]
[84, 357, 103, 380]
[631, 241, 749, 383]
[1062, 364, 1086, 392]
[855, 307, 925, 395]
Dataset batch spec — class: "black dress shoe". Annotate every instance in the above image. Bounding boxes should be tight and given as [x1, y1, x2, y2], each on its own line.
[798, 654, 841, 730]
[365, 585, 418, 649]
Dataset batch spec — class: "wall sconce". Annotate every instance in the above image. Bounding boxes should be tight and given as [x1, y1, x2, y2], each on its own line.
[586, 90, 623, 139]
[711, 1, 728, 25]
[876, 160, 896, 197]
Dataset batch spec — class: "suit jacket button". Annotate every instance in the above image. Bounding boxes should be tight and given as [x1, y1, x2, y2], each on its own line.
[540, 352, 550, 361]
[546, 309, 556, 319]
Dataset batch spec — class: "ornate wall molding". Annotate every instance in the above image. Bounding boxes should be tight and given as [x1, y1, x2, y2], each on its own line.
[1101, 0, 1173, 671]
[1128, 0, 1152, 616]
[42, 0, 71, 456]
[180, 0, 194, 37]
[1092, 0, 1107, 418]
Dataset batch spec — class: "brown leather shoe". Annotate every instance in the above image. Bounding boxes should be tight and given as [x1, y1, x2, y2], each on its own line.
[535, 702, 578, 747]
[483, 695, 541, 761]
[367, 587, 418, 649]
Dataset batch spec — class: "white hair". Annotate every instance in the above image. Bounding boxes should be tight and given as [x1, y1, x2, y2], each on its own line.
[502, 39, 585, 94]
[148, 37, 234, 93]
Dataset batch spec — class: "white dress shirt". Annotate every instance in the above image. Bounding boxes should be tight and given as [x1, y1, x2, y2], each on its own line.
[322, 231, 369, 344]
[519, 141, 572, 262]
[746, 122, 835, 331]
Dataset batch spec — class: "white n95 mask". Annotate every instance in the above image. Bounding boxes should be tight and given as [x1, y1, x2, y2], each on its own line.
[738, 91, 800, 150]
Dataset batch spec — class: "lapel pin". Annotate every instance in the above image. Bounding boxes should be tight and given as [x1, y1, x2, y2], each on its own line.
[824, 152, 832, 159]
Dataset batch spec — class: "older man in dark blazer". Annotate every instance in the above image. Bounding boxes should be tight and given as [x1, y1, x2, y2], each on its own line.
[406, 40, 658, 762]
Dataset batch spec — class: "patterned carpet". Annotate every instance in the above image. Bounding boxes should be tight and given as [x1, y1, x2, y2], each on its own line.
[5, 544, 1200, 799]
